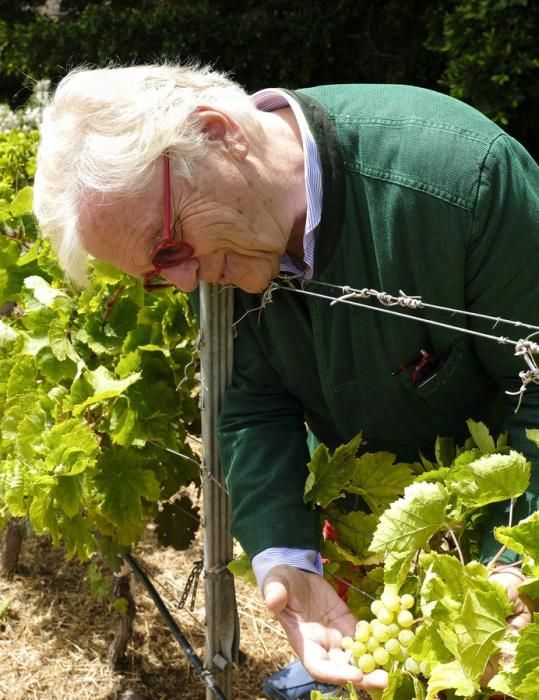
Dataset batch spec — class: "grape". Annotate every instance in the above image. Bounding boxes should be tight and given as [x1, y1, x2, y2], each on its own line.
[397, 609, 414, 628]
[366, 636, 380, 652]
[355, 620, 370, 642]
[380, 591, 401, 611]
[398, 629, 415, 647]
[372, 624, 390, 643]
[343, 593, 418, 675]
[357, 654, 376, 674]
[375, 606, 394, 625]
[351, 641, 367, 657]
[400, 593, 415, 610]
[404, 657, 421, 675]
[420, 661, 432, 677]
[372, 647, 390, 666]
[385, 638, 401, 656]
[370, 599, 384, 617]
[341, 636, 354, 650]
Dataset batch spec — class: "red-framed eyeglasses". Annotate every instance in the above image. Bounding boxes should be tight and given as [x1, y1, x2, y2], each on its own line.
[143, 153, 194, 291]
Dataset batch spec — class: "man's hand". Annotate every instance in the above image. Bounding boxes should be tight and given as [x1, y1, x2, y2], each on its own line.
[263, 565, 388, 690]
[484, 563, 535, 685]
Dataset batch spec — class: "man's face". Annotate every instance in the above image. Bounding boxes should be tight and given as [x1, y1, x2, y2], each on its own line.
[80, 147, 290, 294]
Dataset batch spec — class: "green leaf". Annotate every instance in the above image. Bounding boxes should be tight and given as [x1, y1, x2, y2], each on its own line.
[426, 660, 477, 700]
[495, 511, 539, 561]
[527, 429, 539, 448]
[370, 482, 450, 586]
[370, 482, 449, 554]
[59, 514, 97, 561]
[24, 275, 68, 306]
[382, 671, 425, 700]
[435, 435, 456, 467]
[53, 475, 84, 518]
[49, 316, 79, 362]
[228, 553, 257, 587]
[9, 185, 33, 217]
[72, 366, 142, 416]
[455, 587, 510, 681]
[409, 622, 453, 668]
[490, 619, 539, 700]
[331, 511, 379, 561]
[347, 452, 416, 515]
[93, 448, 161, 547]
[446, 450, 530, 507]
[304, 433, 362, 508]
[466, 418, 496, 453]
[0, 319, 18, 348]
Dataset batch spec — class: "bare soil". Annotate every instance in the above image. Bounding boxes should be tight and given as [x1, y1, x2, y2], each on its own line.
[0, 523, 291, 700]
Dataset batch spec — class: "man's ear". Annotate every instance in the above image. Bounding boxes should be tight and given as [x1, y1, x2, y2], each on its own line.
[194, 106, 249, 161]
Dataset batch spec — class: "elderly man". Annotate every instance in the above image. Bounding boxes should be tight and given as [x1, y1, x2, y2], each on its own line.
[34, 63, 538, 699]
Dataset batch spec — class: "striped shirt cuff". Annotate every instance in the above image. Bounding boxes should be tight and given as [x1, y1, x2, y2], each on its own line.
[251, 547, 323, 590]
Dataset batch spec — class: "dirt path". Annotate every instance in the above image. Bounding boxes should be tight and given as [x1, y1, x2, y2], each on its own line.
[0, 526, 291, 699]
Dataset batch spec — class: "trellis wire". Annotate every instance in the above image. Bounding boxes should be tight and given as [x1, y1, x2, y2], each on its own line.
[261, 279, 539, 412]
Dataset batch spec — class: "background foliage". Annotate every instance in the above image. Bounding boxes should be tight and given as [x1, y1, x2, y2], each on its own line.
[0, 0, 537, 158]
[0, 94, 201, 567]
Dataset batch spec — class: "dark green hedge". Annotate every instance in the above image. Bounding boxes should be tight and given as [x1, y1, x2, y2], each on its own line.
[0, 0, 537, 157]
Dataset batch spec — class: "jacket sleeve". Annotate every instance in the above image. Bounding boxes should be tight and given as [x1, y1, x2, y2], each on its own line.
[466, 134, 539, 558]
[217, 300, 322, 559]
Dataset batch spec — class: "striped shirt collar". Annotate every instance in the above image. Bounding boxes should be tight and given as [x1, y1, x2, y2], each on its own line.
[252, 88, 322, 282]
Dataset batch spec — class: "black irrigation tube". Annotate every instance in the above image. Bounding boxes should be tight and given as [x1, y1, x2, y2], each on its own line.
[123, 552, 228, 700]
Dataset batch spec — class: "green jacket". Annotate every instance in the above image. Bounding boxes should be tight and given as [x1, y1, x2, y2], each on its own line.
[217, 84, 539, 561]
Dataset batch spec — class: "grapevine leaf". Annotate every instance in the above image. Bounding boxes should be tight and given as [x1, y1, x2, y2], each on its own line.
[29, 476, 61, 541]
[72, 366, 142, 416]
[371, 481, 451, 554]
[516, 667, 539, 700]
[370, 482, 450, 586]
[227, 553, 257, 587]
[93, 449, 161, 547]
[154, 496, 200, 550]
[526, 429, 539, 448]
[304, 433, 362, 508]
[53, 475, 84, 517]
[347, 452, 416, 514]
[455, 588, 510, 681]
[466, 418, 496, 453]
[409, 621, 453, 668]
[446, 450, 530, 507]
[434, 435, 456, 467]
[0, 319, 18, 348]
[489, 618, 539, 700]
[494, 511, 539, 561]
[59, 514, 97, 561]
[24, 275, 68, 306]
[49, 316, 79, 362]
[426, 660, 477, 699]
[519, 578, 539, 598]
[332, 511, 379, 561]
[9, 185, 33, 217]
[382, 671, 425, 700]
[42, 419, 99, 473]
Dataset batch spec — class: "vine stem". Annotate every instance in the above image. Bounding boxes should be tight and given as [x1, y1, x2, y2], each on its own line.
[488, 498, 516, 570]
[447, 526, 465, 566]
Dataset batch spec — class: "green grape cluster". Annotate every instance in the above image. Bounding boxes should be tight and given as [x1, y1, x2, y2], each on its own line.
[342, 591, 420, 675]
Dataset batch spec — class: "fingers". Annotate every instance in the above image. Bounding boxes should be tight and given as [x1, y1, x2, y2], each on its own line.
[263, 575, 289, 614]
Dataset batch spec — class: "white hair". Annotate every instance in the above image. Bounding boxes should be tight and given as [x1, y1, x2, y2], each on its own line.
[33, 62, 258, 283]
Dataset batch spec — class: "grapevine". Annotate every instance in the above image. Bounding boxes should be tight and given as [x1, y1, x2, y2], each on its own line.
[305, 425, 539, 700]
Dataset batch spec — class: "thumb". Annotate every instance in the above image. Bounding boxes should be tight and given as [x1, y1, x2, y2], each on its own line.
[263, 574, 290, 614]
